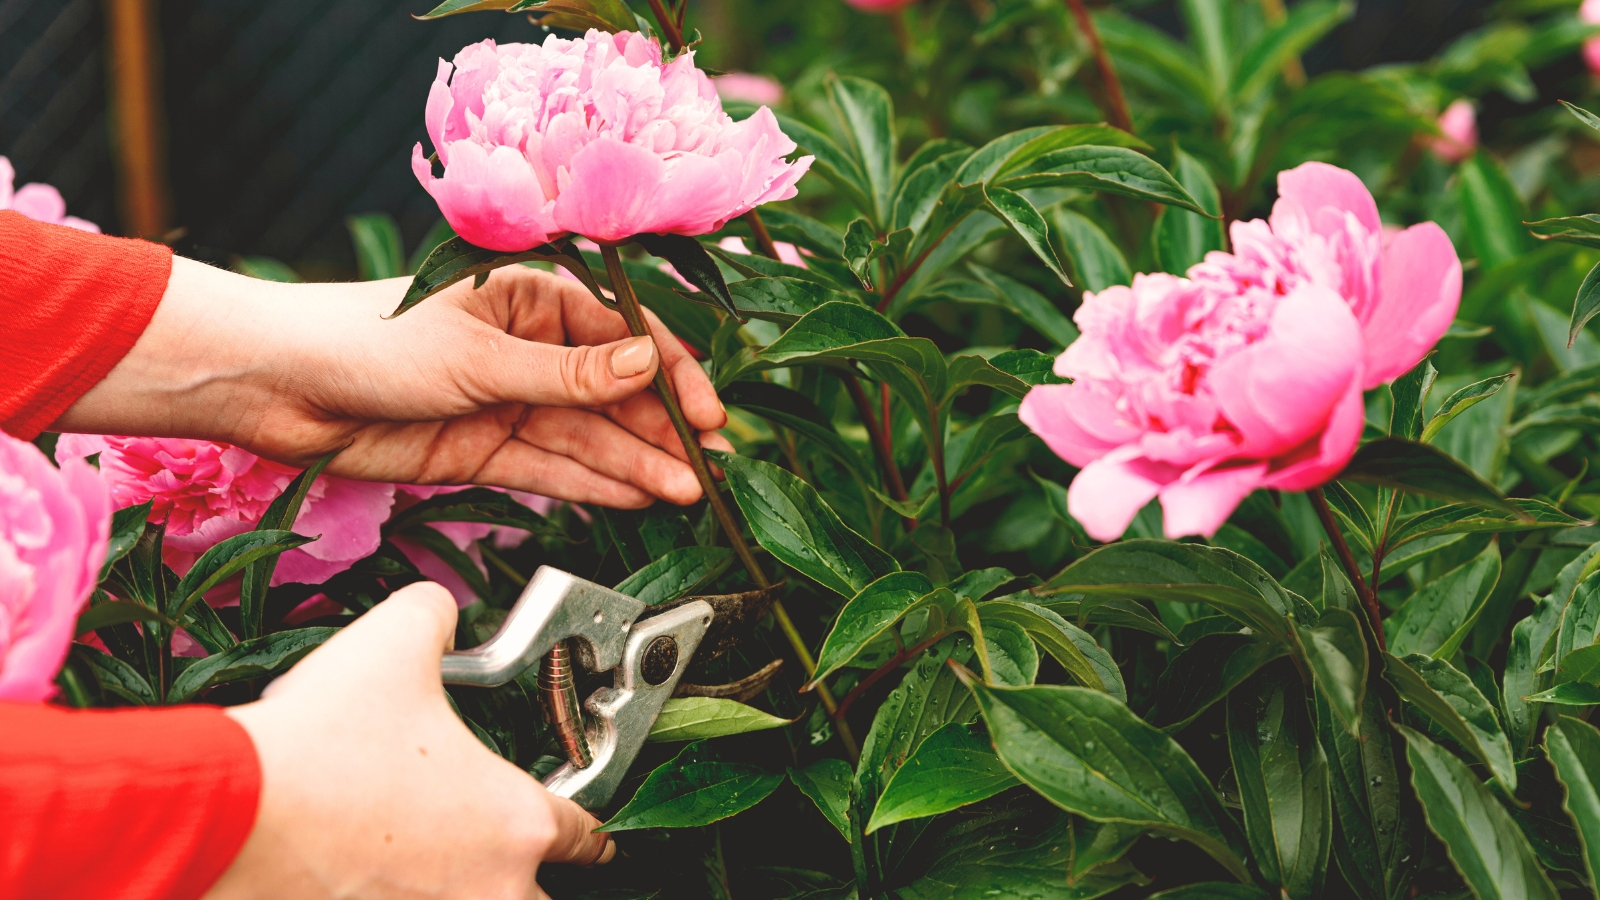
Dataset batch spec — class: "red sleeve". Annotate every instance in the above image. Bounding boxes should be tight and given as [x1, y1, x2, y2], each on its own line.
[0, 702, 261, 900]
[0, 210, 173, 440]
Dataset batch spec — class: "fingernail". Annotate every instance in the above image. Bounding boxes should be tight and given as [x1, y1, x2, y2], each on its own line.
[598, 838, 617, 865]
[610, 336, 656, 378]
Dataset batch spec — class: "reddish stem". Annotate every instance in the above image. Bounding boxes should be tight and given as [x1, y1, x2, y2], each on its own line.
[1064, 0, 1133, 133]
[1309, 487, 1387, 651]
[837, 633, 946, 718]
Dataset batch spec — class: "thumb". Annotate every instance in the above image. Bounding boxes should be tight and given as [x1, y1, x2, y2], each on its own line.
[266, 581, 458, 698]
[496, 334, 659, 408]
[539, 792, 616, 867]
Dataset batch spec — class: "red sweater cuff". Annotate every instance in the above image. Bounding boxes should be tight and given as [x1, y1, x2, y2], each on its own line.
[0, 703, 262, 900]
[0, 211, 173, 440]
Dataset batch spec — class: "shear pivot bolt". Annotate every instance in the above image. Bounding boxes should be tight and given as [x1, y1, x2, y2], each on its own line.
[641, 636, 679, 685]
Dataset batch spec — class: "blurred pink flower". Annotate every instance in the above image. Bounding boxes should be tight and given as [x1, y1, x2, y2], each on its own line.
[54, 435, 395, 590]
[412, 31, 812, 251]
[1430, 99, 1477, 164]
[845, 0, 917, 11]
[714, 73, 784, 107]
[0, 157, 99, 233]
[0, 432, 111, 701]
[1020, 162, 1461, 542]
[1585, 0, 1600, 74]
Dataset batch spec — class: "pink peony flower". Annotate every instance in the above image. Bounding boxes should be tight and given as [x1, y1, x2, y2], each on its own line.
[713, 73, 784, 107]
[1020, 162, 1461, 542]
[54, 435, 395, 589]
[1430, 99, 1477, 164]
[0, 432, 111, 701]
[1585, 0, 1600, 75]
[1, 157, 99, 233]
[412, 31, 812, 251]
[845, 0, 917, 11]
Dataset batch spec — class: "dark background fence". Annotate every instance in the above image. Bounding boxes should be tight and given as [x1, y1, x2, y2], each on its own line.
[0, 0, 1494, 273]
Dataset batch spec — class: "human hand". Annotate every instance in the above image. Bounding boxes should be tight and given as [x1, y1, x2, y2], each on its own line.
[206, 582, 612, 900]
[54, 257, 732, 507]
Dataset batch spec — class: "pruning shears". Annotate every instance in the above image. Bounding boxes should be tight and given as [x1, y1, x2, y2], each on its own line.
[440, 566, 774, 809]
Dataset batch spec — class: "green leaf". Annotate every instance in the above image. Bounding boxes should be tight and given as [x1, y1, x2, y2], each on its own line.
[1382, 652, 1517, 792]
[506, 0, 637, 31]
[70, 644, 157, 706]
[1296, 607, 1368, 736]
[983, 186, 1071, 286]
[646, 697, 790, 743]
[1338, 437, 1521, 516]
[1526, 214, 1600, 250]
[978, 599, 1124, 700]
[74, 598, 173, 636]
[1457, 152, 1530, 271]
[1146, 886, 1271, 900]
[893, 802, 1150, 900]
[347, 213, 405, 281]
[396, 525, 491, 601]
[172, 529, 315, 623]
[233, 255, 301, 282]
[967, 263, 1080, 347]
[720, 381, 873, 483]
[842, 218, 878, 289]
[600, 741, 784, 832]
[866, 723, 1018, 833]
[1524, 682, 1600, 704]
[1398, 724, 1559, 900]
[1038, 596, 1181, 644]
[710, 450, 898, 597]
[1053, 209, 1131, 293]
[1230, 0, 1353, 99]
[813, 571, 937, 683]
[893, 141, 973, 234]
[775, 112, 874, 218]
[1151, 632, 1289, 732]
[825, 75, 897, 227]
[1569, 261, 1600, 351]
[635, 233, 741, 321]
[987, 348, 1068, 386]
[993, 124, 1154, 179]
[1152, 148, 1225, 275]
[1317, 686, 1421, 900]
[1385, 498, 1578, 551]
[1036, 540, 1309, 646]
[789, 758, 854, 842]
[705, 276, 844, 325]
[855, 636, 981, 816]
[101, 501, 151, 581]
[240, 453, 335, 639]
[967, 677, 1251, 882]
[406, 218, 455, 275]
[1565, 99, 1600, 132]
[1227, 668, 1331, 899]
[1386, 542, 1500, 659]
[390, 236, 603, 318]
[414, 0, 513, 17]
[997, 146, 1208, 215]
[167, 627, 338, 704]
[944, 357, 1030, 403]
[615, 547, 733, 607]
[385, 487, 557, 535]
[1543, 715, 1600, 889]
[1388, 357, 1437, 442]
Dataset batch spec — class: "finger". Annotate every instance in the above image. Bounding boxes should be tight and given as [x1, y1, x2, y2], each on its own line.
[513, 407, 703, 504]
[603, 392, 734, 468]
[640, 307, 726, 433]
[479, 334, 661, 409]
[272, 581, 458, 695]
[538, 793, 615, 867]
[472, 440, 659, 507]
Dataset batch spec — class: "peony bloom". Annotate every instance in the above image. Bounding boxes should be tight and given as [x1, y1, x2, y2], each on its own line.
[1585, 0, 1600, 75]
[412, 31, 812, 251]
[1, 157, 99, 233]
[844, 0, 917, 11]
[1430, 99, 1477, 164]
[54, 435, 395, 589]
[713, 73, 784, 107]
[1020, 163, 1461, 542]
[0, 432, 111, 701]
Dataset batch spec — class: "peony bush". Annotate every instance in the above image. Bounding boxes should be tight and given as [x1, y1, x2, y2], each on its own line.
[26, 0, 1600, 897]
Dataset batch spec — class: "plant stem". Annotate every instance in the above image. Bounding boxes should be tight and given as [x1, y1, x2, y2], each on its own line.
[600, 244, 858, 761]
[845, 373, 911, 506]
[1063, 0, 1133, 133]
[644, 0, 686, 52]
[837, 632, 946, 718]
[1308, 487, 1386, 651]
[480, 544, 528, 587]
[743, 209, 782, 261]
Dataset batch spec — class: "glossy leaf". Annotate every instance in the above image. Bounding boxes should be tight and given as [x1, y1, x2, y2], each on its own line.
[983, 186, 1071, 286]
[967, 263, 1080, 347]
[1338, 437, 1522, 516]
[1151, 632, 1288, 732]
[1296, 607, 1368, 735]
[167, 627, 337, 704]
[966, 677, 1251, 882]
[1152, 147, 1225, 275]
[997, 146, 1208, 215]
[1385, 542, 1500, 659]
[1039, 596, 1181, 643]
[1398, 724, 1558, 900]
[866, 723, 1019, 833]
[599, 741, 785, 832]
[1570, 260, 1600, 350]
[396, 524, 491, 600]
[825, 74, 897, 226]
[1421, 373, 1514, 442]
[240, 452, 336, 639]
[719, 381, 873, 483]
[71, 644, 157, 706]
[812, 571, 936, 682]
[1526, 213, 1600, 250]
[1523, 682, 1600, 705]
[101, 501, 151, 581]
[1543, 715, 1600, 889]
[615, 546, 733, 606]
[1381, 652, 1517, 792]
[390, 236, 602, 318]
[1458, 152, 1531, 271]
[1317, 687, 1421, 900]
[171, 529, 315, 622]
[1388, 357, 1437, 442]
[74, 598, 173, 636]
[711, 451, 898, 598]
[385, 487, 558, 535]
[978, 599, 1125, 700]
[1385, 498, 1579, 551]
[1053, 208, 1132, 292]
[789, 758, 854, 841]
[646, 698, 789, 743]
[1506, 542, 1600, 753]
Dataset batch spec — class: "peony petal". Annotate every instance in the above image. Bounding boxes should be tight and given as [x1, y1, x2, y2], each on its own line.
[1274, 161, 1380, 236]
[271, 478, 396, 586]
[1020, 382, 1143, 469]
[425, 59, 456, 163]
[1066, 449, 1176, 542]
[0, 156, 12, 208]
[1159, 462, 1268, 539]
[391, 534, 485, 608]
[1211, 284, 1362, 459]
[11, 184, 66, 224]
[1363, 222, 1461, 387]
[415, 141, 558, 252]
[1262, 373, 1365, 492]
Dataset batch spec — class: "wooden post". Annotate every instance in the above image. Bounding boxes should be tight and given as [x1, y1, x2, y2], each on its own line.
[105, 0, 171, 238]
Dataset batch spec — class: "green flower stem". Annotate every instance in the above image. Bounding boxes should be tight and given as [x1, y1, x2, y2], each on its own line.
[599, 244, 859, 760]
[1308, 486, 1387, 651]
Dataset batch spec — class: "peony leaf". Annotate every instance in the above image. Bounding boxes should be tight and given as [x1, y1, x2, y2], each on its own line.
[634, 233, 742, 321]
[1316, 684, 1423, 900]
[1152, 147, 1225, 275]
[1385, 542, 1500, 659]
[74, 598, 173, 637]
[346, 213, 405, 280]
[979, 599, 1124, 699]
[1564, 99, 1600, 133]
[841, 217, 877, 289]
[1457, 152, 1530, 271]
[645, 697, 791, 743]
[983, 186, 1071, 286]
[997, 145, 1208, 215]
[598, 741, 784, 831]
[1388, 356, 1437, 441]
[708, 450, 898, 598]
[1227, 668, 1332, 899]
[173, 529, 316, 625]
[1055, 207, 1133, 291]
[1385, 498, 1576, 553]
[788, 758, 853, 841]
[384, 487, 558, 536]
[1150, 631, 1289, 731]
[718, 381, 873, 483]
[966, 263, 1080, 347]
[1230, 0, 1352, 100]
[824, 75, 897, 228]
[395, 524, 491, 601]
[964, 676, 1253, 882]
[70, 645, 158, 706]
[1526, 213, 1600, 250]
[944, 356, 1031, 402]
[390, 236, 604, 318]
[812, 571, 936, 683]
[1296, 607, 1367, 736]
[1543, 715, 1600, 888]
[986, 348, 1068, 386]
[1338, 437, 1523, 517]
[167, 627, 339, 704]
[891, 142, 973, 235]
[414, 0, 515, 19]
[1381, 652, 1517, 792]
[101, 500, 152, 581]
[1398, 724, 1559, 900]
[614, 546, 733, 607]
[506, 0, 638, 32]
[866, 722, 1019, 833]
[1569, 260, 1600, 350]
[1524, 682, 1600, 705]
